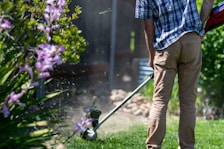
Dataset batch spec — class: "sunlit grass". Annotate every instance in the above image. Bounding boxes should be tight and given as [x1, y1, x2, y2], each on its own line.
[66, 118, 224, 149]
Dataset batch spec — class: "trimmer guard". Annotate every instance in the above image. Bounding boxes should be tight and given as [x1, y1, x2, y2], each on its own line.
[205, 2, 224, 33]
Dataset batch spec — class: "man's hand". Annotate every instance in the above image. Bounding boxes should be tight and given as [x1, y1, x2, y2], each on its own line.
[149, 52, 155, 69]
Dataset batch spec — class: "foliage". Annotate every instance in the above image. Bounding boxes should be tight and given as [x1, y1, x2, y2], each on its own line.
[141, 79, 154, 100]
[0, 0, 86, 148]
[52, 5, 86, 62]
[0, 0, 85, 64]
[200, 0, 224, 107]
[66, 119, 224, 149]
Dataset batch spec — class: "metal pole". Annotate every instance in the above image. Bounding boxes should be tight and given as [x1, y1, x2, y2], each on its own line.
[94, 73, 154, 131]
[109, 0, 117, 89]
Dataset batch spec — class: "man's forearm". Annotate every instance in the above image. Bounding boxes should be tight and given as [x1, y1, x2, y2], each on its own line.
[200, 0, 214, 24]
[144, 19, 155, 59]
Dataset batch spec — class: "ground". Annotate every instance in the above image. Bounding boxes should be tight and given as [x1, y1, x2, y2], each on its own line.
[96, 111, 148, 134]
[51, 84, 150, 140]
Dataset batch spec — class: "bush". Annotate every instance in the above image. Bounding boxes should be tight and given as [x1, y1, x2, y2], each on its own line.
[0, 0, 86, 148]
[200, 0, 224, 108]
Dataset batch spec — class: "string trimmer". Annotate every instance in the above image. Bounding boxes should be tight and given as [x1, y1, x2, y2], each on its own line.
[205, 1, 224, 33]
[80, 72, 154, 141]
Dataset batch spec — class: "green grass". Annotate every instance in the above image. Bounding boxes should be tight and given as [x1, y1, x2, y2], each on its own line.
[195, 120, 224, 149]
[66, 118, 224, 149]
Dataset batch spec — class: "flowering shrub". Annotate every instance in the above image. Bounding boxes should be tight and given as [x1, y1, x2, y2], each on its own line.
[0, 0, 86, 148]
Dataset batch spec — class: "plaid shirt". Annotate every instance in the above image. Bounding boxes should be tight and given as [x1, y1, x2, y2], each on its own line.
[135, 0, 204, 50]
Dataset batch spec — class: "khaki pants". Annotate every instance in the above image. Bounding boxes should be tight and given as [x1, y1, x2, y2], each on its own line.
[146, 32, 202, 149]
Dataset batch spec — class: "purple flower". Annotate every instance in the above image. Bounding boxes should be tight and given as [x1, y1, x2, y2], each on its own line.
[74, 117, 93, 132]
[37, 0, 66, 43]
[57, 0, 66, 9]
[35, 44, 64, 79]
[46, 0, 55, 5]
[42, 59, 54, 70]
[19, 63, 34, 80]
[81, 117, 93, 126]
[45, 5, 61, 22]
[0, 18, 11, 29]
[39, 44, 55, 54]
[39, 44, 64, 58]
[8, 90, 26, 107]
[44, 13, 50, 25]
[28, 81, 40, 87]
[37, 24, 51, 41]
[44, 0, 66, 25]
[39, 72, 51, 78]
[35, 61, 43, 71]
[2, 103, 10, 118]
[53, 55, 62, 65]
[2, 90, 27, 117]
[36, 49, 46, 61]
[36, 60, 53, 72]
[74, 123, 85, 132]
[52, 9, 61, 21]
[51, 24, 60, 30]
[36, 64, 51, 75]
[46, 0, 66, 10]
[37, 24, 45, 31]
[58, 45, 65, 52]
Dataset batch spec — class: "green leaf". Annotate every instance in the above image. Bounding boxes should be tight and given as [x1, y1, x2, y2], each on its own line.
[0, 67, 14, 86]
[45, 90, 65, 99]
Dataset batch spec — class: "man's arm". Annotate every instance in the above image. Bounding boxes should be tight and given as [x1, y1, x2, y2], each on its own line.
[200, 0, 215, 24]
[144, 19, 155, 68]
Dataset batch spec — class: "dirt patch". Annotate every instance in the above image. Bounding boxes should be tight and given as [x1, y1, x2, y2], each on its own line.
[97, 111, 148, 135]
[52, 84, 150, 137]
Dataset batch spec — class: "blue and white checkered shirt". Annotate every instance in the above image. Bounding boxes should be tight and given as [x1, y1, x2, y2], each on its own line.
[135, 0, 204, 50]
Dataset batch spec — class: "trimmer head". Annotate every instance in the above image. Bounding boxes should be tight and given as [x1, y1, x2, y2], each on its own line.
[81, 128, 97, 141]
[80, 73, 154, 141]
[81, 106, 101, 140]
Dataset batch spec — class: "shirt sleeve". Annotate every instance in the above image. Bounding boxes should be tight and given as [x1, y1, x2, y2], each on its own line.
[135, 0, 153, 19]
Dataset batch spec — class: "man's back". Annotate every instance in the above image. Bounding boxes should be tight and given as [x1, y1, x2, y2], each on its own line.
[136, 0, 204, 50]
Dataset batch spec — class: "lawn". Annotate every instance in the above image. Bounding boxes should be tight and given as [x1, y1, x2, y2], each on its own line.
[66, 118, 224, 149]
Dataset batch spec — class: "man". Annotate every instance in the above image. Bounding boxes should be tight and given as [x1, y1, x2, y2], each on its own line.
[135, 0, 214, 149]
